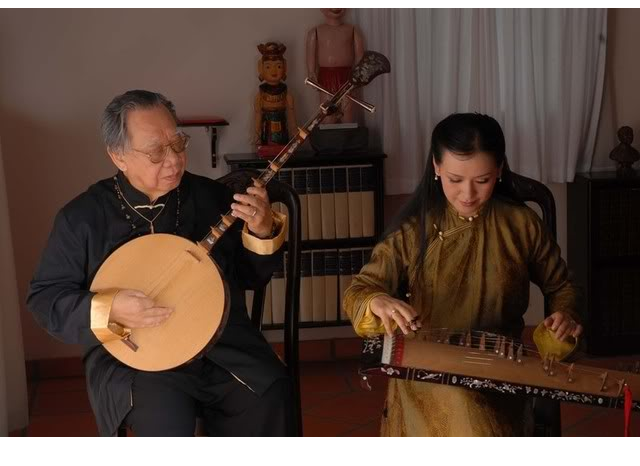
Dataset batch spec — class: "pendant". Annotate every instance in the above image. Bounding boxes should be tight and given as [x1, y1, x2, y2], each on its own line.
[150, 223, 154, 234]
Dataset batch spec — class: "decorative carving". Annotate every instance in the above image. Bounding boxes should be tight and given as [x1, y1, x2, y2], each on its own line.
[362, 336, 383, 354]
[381, 366, 400, 376]
[415, 370, 443, 382]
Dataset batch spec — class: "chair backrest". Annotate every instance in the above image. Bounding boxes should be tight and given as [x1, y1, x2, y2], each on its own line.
[509, 172, 557, 242]
[508, 172, 559, 320]
[507, 171, 560, 437]
[216, 168, 302, 436]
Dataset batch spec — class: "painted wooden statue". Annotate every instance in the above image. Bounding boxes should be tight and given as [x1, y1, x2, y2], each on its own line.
[306, 8, 365, 124]
[254, 42, 296, 157]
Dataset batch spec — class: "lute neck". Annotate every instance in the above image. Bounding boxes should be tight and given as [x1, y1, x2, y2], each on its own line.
[198, 81, 356, 253]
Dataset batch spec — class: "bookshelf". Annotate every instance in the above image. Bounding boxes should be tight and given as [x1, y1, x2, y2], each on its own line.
[567, 171, 640, 355]
[225, 151, 386, 330]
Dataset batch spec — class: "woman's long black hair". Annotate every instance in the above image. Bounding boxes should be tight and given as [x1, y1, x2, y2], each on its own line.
[383, 113, 524, 284]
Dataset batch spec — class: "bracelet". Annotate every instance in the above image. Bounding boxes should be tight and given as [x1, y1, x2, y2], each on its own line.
[251, 221, 278, 239]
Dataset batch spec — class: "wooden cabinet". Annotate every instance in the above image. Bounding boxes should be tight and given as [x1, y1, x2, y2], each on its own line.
[225, 151, 386, 329]
[567, 172, 640, 355]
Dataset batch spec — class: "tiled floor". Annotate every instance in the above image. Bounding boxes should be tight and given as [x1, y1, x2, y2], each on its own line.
[11, 357, 640, 436]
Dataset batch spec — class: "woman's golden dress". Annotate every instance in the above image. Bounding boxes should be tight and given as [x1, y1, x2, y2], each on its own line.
[344, 198, 579, 436]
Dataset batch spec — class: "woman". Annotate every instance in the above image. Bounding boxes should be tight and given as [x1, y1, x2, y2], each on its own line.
[344, 113, 583, 436]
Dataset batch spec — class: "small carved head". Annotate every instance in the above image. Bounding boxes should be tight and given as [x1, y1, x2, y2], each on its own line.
[321, 8, 347, 21]
[257, 42, 287, 84]
[617, 126, 634, 145]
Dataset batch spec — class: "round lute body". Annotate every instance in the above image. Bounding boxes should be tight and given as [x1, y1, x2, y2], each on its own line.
[90, 234, 228, 371]
[91, 51, 390, 371]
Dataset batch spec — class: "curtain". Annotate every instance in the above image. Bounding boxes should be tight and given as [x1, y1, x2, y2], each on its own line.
[0, 137, 29, 435]
[352, 9, 607, 194]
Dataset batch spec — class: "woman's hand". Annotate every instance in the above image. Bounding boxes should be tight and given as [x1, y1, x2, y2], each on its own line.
[543, 311, 583, 342]
[370, 294, 421, 336]
[231, 178, 274, 238]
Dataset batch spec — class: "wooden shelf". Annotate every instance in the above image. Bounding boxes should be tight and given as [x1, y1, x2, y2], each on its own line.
[228, 151, 386, 334]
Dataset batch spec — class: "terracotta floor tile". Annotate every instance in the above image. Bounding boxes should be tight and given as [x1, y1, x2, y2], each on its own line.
[299, 360, 346, 377]
[31, 389, 92, 417]
[22, 355, 640, 437]
[563, 408, 639, 437]
[560, 403, 602, 430]
[301, 391, 341, 412]
[333, 338, 363, 360]
[342, 420, 382, 437]
[300, 359, 375, 391]
[27, 381, 38, 406]
[305, 390, 385, 423]
[299, 340, 332, 361]
[37, 357, 85, 379]
[302, 414, 360, 437]
[300, 362, 351, 395]
[38, 377, 87, 393]
[27, 413, 98, 437]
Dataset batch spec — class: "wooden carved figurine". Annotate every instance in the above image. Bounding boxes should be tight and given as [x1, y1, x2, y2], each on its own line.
[609, 126, 640, 177]
[306, 8, 365, 124]
[254, 42, 296, 157]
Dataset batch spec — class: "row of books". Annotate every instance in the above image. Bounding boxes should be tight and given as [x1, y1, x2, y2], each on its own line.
[245, 247, 374, 325]
[271, 165, 376, 240]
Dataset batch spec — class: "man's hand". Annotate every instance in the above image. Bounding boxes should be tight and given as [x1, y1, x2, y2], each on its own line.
[231, 178, 274, 238]
[109, 289, 173, 329]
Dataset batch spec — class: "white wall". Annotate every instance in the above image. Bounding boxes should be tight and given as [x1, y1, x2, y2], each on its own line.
[592, 8, 640, 170]
[2, 8, 639, 359]
[0, 8, 327, 359]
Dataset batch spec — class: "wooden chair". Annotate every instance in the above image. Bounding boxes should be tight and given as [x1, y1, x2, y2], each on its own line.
[217, 168, 302, 436]
[118, 168, 302, 436]
[509, 171, 561, 436]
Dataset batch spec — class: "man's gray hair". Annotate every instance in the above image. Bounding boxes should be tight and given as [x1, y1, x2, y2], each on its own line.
[101, 90, 178, 153]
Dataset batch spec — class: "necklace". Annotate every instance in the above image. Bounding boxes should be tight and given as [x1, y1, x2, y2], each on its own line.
[113, 176, 180, 234]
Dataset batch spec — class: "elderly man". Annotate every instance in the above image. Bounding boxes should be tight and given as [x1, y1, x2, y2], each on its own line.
[27, 90, 291, 436]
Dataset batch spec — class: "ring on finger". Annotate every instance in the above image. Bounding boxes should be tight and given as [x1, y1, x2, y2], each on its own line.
[391, 309, 397, 315]
[251, 208, 257, 217]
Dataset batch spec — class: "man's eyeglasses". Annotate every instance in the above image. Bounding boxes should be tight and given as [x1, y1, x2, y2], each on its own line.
[129, 132, 191, 164]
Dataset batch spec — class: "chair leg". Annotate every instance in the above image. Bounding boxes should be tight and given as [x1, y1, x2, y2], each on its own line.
[293, 386, 303, 436]
[532, 398, 561, 436]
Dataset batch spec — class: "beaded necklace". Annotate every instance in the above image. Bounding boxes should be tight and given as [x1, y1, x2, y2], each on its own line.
[113, 176, 180, 234]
